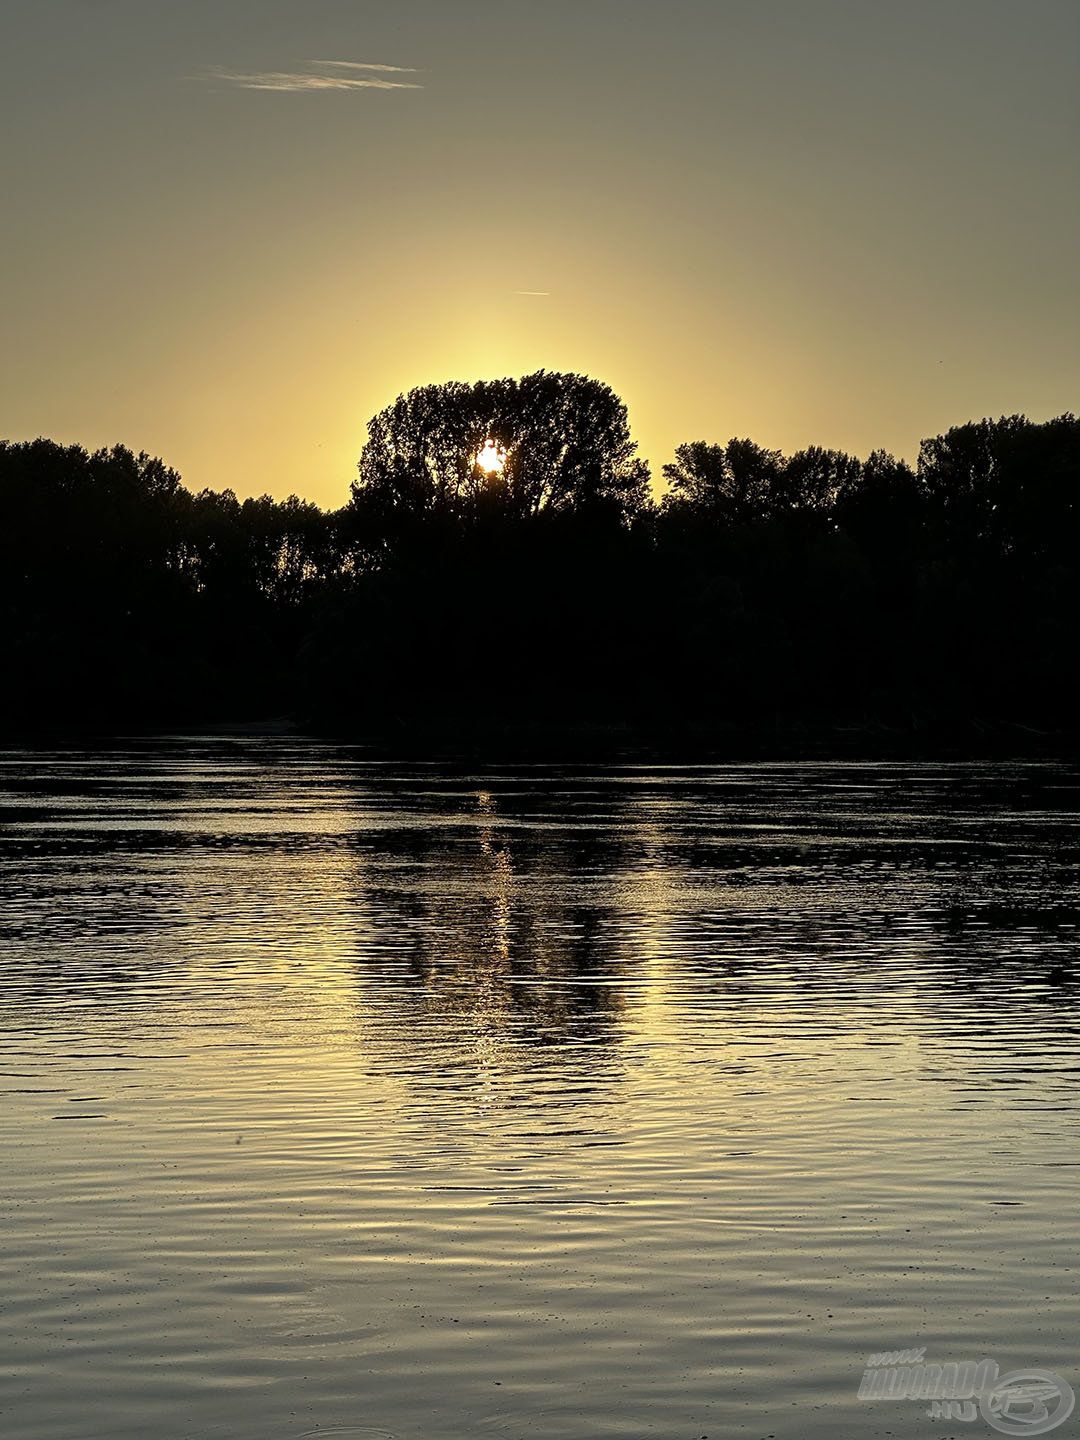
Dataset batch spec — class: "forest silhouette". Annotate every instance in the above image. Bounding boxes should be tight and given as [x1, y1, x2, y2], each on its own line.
[3, 372, 1078, 743]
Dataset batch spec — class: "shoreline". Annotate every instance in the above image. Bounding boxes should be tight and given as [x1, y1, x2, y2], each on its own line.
[4, 712, 1078, 762]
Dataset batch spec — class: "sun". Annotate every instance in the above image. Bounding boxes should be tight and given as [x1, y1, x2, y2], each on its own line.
[475, 439, 507, 475]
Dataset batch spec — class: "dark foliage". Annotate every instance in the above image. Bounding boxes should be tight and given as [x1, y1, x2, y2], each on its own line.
[3, 376, 1078, 739]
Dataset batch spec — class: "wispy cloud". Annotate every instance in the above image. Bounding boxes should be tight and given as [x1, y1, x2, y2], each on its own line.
[313, 61, 419, 74]
[206, 60, 422, 93]
[514, 291, 551, 297]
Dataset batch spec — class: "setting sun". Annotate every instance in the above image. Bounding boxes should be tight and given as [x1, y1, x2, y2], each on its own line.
[475, 440, 507, 474]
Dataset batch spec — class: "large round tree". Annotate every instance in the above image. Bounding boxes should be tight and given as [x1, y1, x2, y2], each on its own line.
[351, 371, 651, 535]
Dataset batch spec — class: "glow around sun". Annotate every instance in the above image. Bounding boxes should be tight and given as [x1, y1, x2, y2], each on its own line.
[476, 440, 507, 474]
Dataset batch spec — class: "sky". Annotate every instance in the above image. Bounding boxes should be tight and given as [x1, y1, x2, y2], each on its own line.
[1, 0, 1078, 507]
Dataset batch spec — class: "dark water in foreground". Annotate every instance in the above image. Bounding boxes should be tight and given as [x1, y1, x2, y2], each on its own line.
[1, 743, 1078, 1440]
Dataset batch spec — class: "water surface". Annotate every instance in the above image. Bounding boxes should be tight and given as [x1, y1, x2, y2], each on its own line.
[1, 743, 1078, 1439]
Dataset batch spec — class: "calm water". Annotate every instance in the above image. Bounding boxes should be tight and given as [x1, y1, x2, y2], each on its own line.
[1, 742, 1078, 1440]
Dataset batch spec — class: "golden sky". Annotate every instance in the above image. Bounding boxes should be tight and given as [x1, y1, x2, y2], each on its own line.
[2, 0, 1078, 505]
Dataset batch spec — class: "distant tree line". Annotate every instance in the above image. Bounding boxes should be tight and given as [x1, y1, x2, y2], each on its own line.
[3, 371, 1078, 738]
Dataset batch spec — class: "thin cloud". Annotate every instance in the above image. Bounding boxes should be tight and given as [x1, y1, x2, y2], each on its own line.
[206, 60, 422, 93]
[514, 291, 551, 297]
[313, 61, 420, 74]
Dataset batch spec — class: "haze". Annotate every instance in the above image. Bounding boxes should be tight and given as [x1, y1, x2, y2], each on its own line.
[2, 0, 1077, 504]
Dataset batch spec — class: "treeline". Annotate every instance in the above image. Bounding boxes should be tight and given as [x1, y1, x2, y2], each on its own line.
[2, 372, 1078, 737]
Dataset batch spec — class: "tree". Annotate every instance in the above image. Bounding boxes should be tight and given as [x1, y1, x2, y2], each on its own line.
[662, 439, 868, 525]
[918, 413, 1080, 558]
[350, 371, 651, 552]
[834, 449, 922, 546]
[777, 446, 863, 515]
[661, 438, 783, 523]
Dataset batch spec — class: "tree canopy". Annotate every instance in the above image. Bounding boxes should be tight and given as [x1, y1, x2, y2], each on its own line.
[3, 393, 1079, 738]
[352, 371, 651, 546]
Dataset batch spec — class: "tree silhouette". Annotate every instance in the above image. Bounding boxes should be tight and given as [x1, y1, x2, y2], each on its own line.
[661, 438, 782, 524]
[3, 401, 1080, 738]
[350, 371, 650, 559]
[662, 439, 866, 524]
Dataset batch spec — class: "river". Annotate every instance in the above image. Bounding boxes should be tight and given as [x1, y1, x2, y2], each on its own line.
[1, 742, 1077, 1438]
